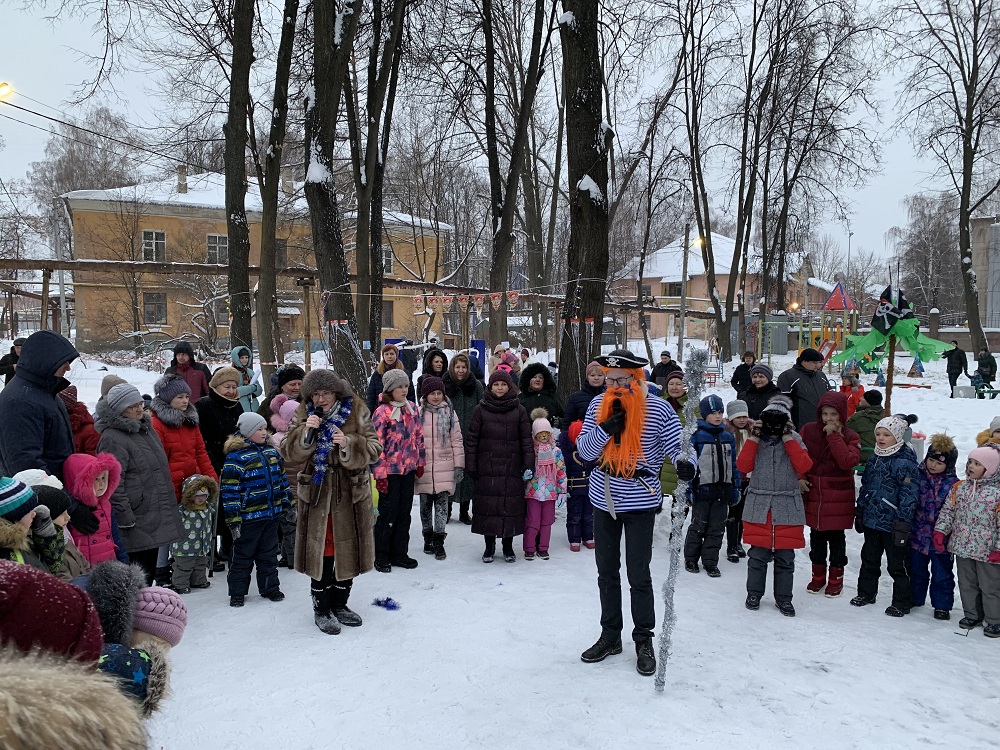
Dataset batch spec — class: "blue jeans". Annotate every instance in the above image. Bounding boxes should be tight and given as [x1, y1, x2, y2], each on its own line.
[909, 548, 955, 610]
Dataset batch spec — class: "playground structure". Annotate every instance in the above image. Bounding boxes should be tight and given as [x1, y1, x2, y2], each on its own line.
[798, 282, 856, 367]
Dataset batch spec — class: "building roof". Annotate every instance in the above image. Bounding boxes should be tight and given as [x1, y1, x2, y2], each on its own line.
[631, 234, 759, 283]
[62, 171, 451, 232]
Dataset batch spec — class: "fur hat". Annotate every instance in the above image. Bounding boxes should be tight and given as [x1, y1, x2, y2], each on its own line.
[95, 641, 171, 718]
[0, 559, 104, 662]
[209, 366, 241, 389]
[925, 434, 958, 472]
[699, 395, 725, 418]
[153, 373, 190, 403]
[420, 375, 445, 398]
[132, 587, 187, 648]
[382, 368, 410, 395]
[11, 469, 63, 490]
[100, 374, 128, 399]
[875, 415, 907, 445]
[300, 368, 351, 404]
[236, 412, 267, 438]
[180, 474, 218, 510]
[969, 443, 1000, 479]
[798, 347, 824, 363]
[862, 389, 883, 406]
[30, 485, 73, 521]
[726, 400, 749, 419]
[276, 365, 306, 389]
[83, 560, 149, 646]
[106, 384, 143, 415]
[530, 407, 553, 437]
[749, 363, 773, 381]
[762, 394, 793, 419]
[0, 478, 37, 524]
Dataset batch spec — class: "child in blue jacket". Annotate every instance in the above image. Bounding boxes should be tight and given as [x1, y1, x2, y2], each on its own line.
[558, 420, 595, 551]
[684, 395, 739, 577]
[911, 434, 959, 620]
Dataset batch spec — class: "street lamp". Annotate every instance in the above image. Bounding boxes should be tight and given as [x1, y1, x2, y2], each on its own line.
[0, 82, 12, 101]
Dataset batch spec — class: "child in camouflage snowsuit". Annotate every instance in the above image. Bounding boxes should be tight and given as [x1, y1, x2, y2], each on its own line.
[171, 475, 219, 593]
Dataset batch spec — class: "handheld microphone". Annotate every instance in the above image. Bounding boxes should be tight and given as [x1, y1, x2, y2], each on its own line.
[612, 399, 623, 446]
[305, 406, 324, 445]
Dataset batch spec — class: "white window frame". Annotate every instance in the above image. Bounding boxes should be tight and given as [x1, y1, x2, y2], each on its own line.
[382, 244, 394, 274]
[207, 234, 229, 264]
[142, 230, 166, 262]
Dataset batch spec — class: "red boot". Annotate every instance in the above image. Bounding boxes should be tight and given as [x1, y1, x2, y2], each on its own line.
[806, 564, 826, 593]
[825, 566, 844, 598]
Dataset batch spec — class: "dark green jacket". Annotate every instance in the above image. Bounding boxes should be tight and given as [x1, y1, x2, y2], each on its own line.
[846, 404, 882, 465]
[659, 393, 688, 496]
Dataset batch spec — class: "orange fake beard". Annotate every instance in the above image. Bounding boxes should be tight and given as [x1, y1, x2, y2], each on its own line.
[595, 369, 647, 477]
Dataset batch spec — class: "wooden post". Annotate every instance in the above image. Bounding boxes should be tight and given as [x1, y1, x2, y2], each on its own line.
[884, 333, 896, 415]
[40, 269, 51, 331]
[297, 277, 316, 372]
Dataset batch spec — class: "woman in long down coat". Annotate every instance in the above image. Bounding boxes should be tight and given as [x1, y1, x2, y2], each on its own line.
[283, 368, 381, 635]
[443, 352, 484, 524]
[465, 370, 535, 563]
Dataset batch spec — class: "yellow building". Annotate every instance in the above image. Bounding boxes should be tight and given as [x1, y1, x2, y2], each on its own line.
[63, 170, 449, 352]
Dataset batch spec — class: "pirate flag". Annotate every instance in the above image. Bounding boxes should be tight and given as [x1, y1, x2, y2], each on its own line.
[871, 286, 915, 335]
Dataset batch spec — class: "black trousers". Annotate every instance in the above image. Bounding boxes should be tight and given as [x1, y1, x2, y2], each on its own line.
[809, 529, 848, 567]
[594, 507, 656, 642]
[684, 496, 728, 567]
[227, 518, 280, 597]
[726, 492, 745, 552]
[747, 546, 795, 603]
[857, 529, 911, 609]
[311, 555, 353, 612]
[948, 371, 961, 396]
[374, 472, 416, 564]
[129, 548, 159, 586]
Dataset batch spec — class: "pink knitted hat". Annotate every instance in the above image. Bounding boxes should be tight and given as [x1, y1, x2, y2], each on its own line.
[133, 586, 188, 647]
[969, 444, 1000, 479]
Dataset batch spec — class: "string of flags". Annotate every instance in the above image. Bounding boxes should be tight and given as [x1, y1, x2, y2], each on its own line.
[412, 290, 524, 315]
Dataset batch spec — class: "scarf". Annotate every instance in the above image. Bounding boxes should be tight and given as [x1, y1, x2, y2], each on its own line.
[535, 441, 555, 467]
[421, 400, 454, 448]
[309, 397, 354, 486]
[389, 399, 416, 422]
[874, 441, 904, 457]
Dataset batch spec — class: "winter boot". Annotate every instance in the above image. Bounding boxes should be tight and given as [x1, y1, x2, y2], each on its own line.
[483, 537, 496, 564]
[502, 537, 516, 563]
[775, 601, 796, 617]
[433, 533, 447, 561]
[825, 567, 844, 598]
[331, 581, 362, 627]
[851, 594, 876, 607]
[423, 531, 435, 555]
[635, 638, 656, 676]
[726, 548, 740, 564]
[806, 564, 827, 594]
[459, 501, 473, 525]
[580, 635, 623, 663]
[312, 590, 341, 635]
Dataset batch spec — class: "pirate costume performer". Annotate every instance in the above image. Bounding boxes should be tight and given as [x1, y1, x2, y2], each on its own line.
[576, 350, 693, 676]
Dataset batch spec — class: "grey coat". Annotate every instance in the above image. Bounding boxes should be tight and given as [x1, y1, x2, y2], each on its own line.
[743, 435, 808, 527]
[95, 400, 183, 553]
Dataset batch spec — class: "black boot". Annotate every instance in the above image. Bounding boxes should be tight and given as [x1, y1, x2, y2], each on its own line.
[447, 501, 453, 524]
[330, 579, 362, 627]
[423, 531, 435, 555]
[433, 532, 447, 560]
[483, 536, 496, 563]
[154, 565, 172, 587]
[580, 635, 623, 663]
[635, 638, 656, 676]
[459, 501, 472, 525]
[312, 589, 341, 635]
[502, 536, 516, 563]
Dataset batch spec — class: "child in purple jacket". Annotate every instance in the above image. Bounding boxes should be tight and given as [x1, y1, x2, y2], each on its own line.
[911, 434, 959, 620]
[372, 368, 425, 573]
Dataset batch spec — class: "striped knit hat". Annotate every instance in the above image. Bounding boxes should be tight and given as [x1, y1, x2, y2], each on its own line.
[0, 478, 38, 524]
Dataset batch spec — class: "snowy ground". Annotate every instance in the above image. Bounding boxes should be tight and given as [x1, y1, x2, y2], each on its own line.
[9, 341, 1000, 748]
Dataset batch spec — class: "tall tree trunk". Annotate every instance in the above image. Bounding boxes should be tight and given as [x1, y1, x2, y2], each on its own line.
[223, 0, 256, 351]
[558, 0, 610, 403]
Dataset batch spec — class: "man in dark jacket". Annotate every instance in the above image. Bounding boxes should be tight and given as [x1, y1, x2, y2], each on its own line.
[977, 347, 997, 395]
[0, 338, 25, 385]
[944, 340, 969, 398]
[650, 351, 682, 387]
[776, 348, 832, 429]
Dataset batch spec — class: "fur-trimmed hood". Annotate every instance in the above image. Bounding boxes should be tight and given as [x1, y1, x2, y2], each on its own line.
[0, 517, 29, 552]
[519, 362, 557, 395]
[149, 396, 199, 428]
[421, 347, 449, 376]
[180, 474, 219, 510]
[0, 646, 147, 749]
[64, 452, 122, 509]
[94, 398, 153, 435]
[301, 368, 355, 403]
[96, 641, 171, 718]
[84, 560, 148, 646]
[223, 433, 267, 454]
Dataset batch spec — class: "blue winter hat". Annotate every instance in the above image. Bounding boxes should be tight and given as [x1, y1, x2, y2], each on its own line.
[699, 394, 725, 418]
[0, 478, 37, 524]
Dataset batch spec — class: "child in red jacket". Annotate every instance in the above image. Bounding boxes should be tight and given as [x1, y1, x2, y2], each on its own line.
[737, 396, 813, 617]
[800, 392, 862, 597]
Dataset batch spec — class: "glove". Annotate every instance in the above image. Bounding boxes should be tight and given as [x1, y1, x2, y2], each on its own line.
[599, 409, 626, 438]
[376, 478, 389, 495]
[416, 466, 425, 479]
[522, 469, 533, 481]
[30, 505, 57, 538]
[230, 524, 242, 541]
[933, 531, 947, 554]
[783, 421, 794, 436]
[988, 551, 1000, 564]
[454, 467, 464, 485]
[557, 493, 567, 509]
[675, 459, 696, 482]
[854, 510, 865, 535]
[69, 502, 100, 535]
[284, 506, 297, 524]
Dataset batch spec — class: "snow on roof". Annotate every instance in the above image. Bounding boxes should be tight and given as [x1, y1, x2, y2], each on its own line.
[63, 171, 452, 232]
[628, 234, 759, 283]
[808, 277, 836, 293]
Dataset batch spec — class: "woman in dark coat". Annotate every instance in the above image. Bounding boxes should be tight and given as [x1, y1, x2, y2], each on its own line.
[416, 347, 448, 399]
[465, 370, 534, 563]
[258, 364, 305, 419]
[730, 351, 756, 398]
[564, 361, 605, 425]
[195, 366, 245, 565]
[518, 362, 564, 426]
[443, 353, 484, 524]
[742, 364, 782, 420]
[95, 383, 183, 584]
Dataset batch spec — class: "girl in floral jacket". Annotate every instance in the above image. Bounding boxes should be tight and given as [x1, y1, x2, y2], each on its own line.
[524, 409, 567, 560]
[934, 443, 1000, 636]
[911, 434, 959, 620]
[372, 368, 425, 572]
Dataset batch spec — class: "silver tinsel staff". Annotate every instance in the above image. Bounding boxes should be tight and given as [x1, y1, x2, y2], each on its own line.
[654, 347, 708, 693]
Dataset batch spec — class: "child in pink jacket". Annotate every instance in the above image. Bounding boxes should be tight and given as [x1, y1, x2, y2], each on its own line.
[63, 452, 129, 566]
[268, 394, 300, 447]
[524, 409, 567, 559]
[415, 376, 465, 560]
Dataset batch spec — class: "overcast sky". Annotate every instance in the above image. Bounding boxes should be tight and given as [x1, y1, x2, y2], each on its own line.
[0, 7, 941, 265]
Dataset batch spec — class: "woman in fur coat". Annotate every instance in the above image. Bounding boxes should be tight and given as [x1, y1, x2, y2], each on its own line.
[283, 368, 382, 635]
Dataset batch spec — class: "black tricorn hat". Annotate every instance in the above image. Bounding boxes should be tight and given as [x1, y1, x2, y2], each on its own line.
[594, 349, 649, 369]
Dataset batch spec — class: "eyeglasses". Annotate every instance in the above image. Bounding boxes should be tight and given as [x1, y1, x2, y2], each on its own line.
[606, 375, 634, 387]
